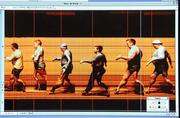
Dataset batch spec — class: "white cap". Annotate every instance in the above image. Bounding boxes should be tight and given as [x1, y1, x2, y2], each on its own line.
[60, 43, 67, 48]
[152, 40, 162, 44]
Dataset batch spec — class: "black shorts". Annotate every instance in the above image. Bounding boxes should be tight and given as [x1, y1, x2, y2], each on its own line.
[12, 68, 23, 79]
[34, 62, 46, 70]
[128, 65, 140, 74]
[34, 62, 39, 70]
[63, 64, 73, 74]
[96, 68, 106, 82]
[91, 67, 106, 81]
[153, 63, 169, 77]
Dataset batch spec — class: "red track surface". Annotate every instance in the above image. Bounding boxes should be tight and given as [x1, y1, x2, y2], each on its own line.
[5, 75, 176, 100]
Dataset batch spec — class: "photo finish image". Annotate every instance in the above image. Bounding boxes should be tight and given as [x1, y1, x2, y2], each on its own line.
[4, 10, 176, 112]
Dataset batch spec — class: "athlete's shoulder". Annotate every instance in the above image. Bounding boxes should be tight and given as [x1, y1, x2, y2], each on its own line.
[16, 49, 22, 54]
[97, 52, 104, 56]
[101, 52, 106, 57]
[133, 45, 139, 49]
[64, 49, 71, 55]
[159, 45, 166, 51]
[38, 46, 43, 51]
[131, 45, 139, 53]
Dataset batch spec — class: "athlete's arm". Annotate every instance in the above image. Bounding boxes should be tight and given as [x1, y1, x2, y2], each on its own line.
[5, 51, 21, 61]
[116, 50, 138, 61]
[63, 52, 71, 68]
[147, 47, 165, 66]
[80, 60, 93, 64]
[104, 55, 107, 67]
[5, 54, 15, 61]
[33, 48, 42, 62]
[80, 55, 101, 64]
[166, 51, 173, 68]
[52, 57, 61, 61]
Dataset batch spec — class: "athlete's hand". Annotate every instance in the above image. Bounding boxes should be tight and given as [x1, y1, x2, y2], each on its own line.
[52, 57, 57, 61]
[52, 57, 61, 61]
[32, 55, 34, 58]
[146, 59, 152, 66]
[80, 60, 84, 64]
[62, 65, 68, 69]
[115, 55, 122, 60]
[146, 62, 150, 66]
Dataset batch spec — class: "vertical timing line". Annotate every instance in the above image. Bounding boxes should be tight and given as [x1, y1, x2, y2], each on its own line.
[59, 9, 62, 107]
[127, 10, 129, 38]
[12, 11, 15, 112]
[126, 11, 129, 111]
[33, 12, 36, 111]
[91, 11, 94, 37]
[151, 10, 153, 72]
[32, 11, 35, 112]
[139, 10, 143, 112]
[33, 11, 35, 37]
[60, 11, 62, 37]
[151, 10, 153, 37]
[91, 10, 94, 112]
[175, 9, 179, 114]
[13, 11, 15, 39]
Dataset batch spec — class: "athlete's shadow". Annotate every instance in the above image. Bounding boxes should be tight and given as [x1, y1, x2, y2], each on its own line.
[84, 90, 110, 97]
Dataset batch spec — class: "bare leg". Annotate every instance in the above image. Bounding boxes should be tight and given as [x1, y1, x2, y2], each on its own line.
[39, 71, 47, 90]
[33, 70, 39, 89]
[17, 79, 25, 86]
[164, 76, 174, 87]
[147, 73, 158, 93]
[13, 75, 25, 92]
[49, 74, 66, 94]
[134, 71, 144, 85]
[6, 74, 15, 90]
[134, 72, 145, 95]
[10, 74, 15, 87]
[39, 70, 47, 81]
[63, 74, 75, 93]
[134, 71, 141, 83]
[34, 69, 47, 90]
[114, 70, 132, 94]
[134, 71, 138, 80]
[64, 73, 72, 86]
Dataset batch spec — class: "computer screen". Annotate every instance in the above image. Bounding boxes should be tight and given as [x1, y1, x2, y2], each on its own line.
[0, 0, 179, 118]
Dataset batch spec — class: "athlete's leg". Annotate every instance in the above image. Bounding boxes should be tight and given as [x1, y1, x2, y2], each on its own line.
[147, 73, 158, 93]
[96, 74, 110, 97]
[6, 74, 15, 91]
[6, 69, 16, 90]
[85, 72, 95, 92]
[38, 69, 47, 81]
[38, 70, 47, 90]
[162, 69, 174, 87]
[64, 73, 73, 86]
[49, 74, 65, 93]
[14, 69, 25, 92]
[134, 71, 145, 95]
[163, 76, 175, 94]
[163, 76, 174, 87]
[16, 79, 25, 86]
[62, 73, 75, 93]
[114, 70, 132, 93]
[33, 70, 39, 89]
[96, 70, 108, 90]
[82, 72, 96, 95]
